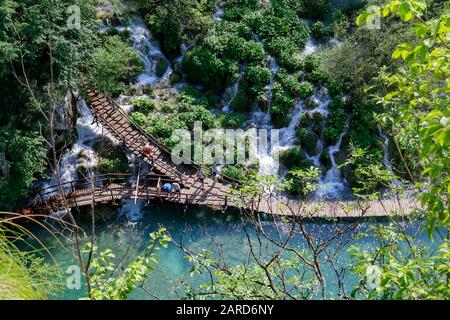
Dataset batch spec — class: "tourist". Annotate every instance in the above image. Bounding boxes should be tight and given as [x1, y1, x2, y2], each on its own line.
[144, 144, 154, 165]
[172, 182, 181, 198]
[197, 169, 205, 190]
[162, 182, 172, 193]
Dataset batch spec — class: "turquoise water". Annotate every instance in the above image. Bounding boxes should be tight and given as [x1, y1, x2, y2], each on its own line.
[26, 201, 436, 300]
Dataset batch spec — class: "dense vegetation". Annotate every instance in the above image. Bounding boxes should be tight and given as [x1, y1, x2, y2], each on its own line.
[0, 0, 448, 301]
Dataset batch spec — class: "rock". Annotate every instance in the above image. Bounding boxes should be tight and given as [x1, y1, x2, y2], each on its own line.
[78, 149, 90, 160]
[320, 151, 332, 172]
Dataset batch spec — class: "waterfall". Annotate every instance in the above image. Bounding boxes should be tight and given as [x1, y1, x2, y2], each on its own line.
[213, 2, 224, 22]
[378, 126, 401, 186]
[302, 37, 318, 56]
[267, 56, 280, 109]
[221, 69, 243, 113]
[127, 18, 173, 85]
[39, 97, 117, 197]
[315, 118, 350, 200]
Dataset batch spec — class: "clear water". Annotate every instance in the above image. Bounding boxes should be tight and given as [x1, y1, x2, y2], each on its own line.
[26, 202, 436, 300]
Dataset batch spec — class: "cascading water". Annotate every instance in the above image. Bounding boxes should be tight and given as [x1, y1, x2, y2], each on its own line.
[378, 126, 401, 186]
[40, 97, 116, 197]
[213, 2, 224, 22]
[127, 18, 173, 85]
[221, 70, 243, 113]
[315, 118, 350, 200]
[267, 56, 280, 109]
[302, 37, 318, 56]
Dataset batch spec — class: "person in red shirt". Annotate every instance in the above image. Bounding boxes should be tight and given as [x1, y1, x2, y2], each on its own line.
[144, 144, 154, 165]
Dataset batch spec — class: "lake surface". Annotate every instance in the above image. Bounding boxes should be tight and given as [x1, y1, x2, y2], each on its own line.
[27, 201, 435, 300]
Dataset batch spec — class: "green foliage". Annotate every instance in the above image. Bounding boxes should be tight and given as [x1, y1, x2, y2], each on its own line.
[245, 65, 271, 96]
[358, 0, 450, 230]
[229, 89, 251, 113]
[131, 97, 156, 113]
[285, 166, 320, 196]
[349, 225, 450, 300]
[85, 228, 171, 300]
[156, 58, 169, 77]
[0, 129, 46, 209]
[323, 97, 346, 145]
[343, 145, 392, 193]
[269, 82, 296, 127]
[85, 36, 143, 97]
[296, 128, 318, 155]
[278, 147, 312, 171]
[217, 113, 247, 129]
[0, 221, 61, 299]
[311, 21, 329, 42]
[221, 166, 246, 182]
[138, 0, 213, 57]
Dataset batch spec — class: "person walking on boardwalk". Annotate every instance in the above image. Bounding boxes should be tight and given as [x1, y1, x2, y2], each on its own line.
[197, 169, 205, 190]
[144, 143, 154, 166]
[172, 182, 181, 198]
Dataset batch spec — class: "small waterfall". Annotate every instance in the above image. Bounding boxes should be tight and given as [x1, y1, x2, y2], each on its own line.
[305, 137, 323, 168]
[315, 118, 350, 200]
[309, 87, 331, 116]
[221, 70, 243, 113]
[267, 56, 280, 109]
[40, 98, 113, 196]
[127, 18, 173, 85]
[378, 126, 401, 186]
[302, 37, 318, 56]
[213, 2, 224, 22]
[279, 102, 304, 146]
[249, 111, 279, 176]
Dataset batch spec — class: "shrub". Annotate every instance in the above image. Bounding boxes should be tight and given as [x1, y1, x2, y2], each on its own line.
[298, 81, 314, 99]
[222, 166, 246, 181]
[245, 65, 271, 96]
[303, 54, 320, 74]
[230, 89, 251, 113]
[131, 112, 146, 126]
[311, 21, 329, 42]
[131, 97, 156, 113]
[217, 113, 247, 129]
[279, 147, 304, 170]
[297, 128, 318, 155]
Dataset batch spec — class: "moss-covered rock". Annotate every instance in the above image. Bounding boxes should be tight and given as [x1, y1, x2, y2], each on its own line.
[156, 58, 169, 77]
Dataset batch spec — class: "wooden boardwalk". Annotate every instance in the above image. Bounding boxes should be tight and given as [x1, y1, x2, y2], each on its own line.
[22, 92, 421, 218]
[87, 91, 233, 196]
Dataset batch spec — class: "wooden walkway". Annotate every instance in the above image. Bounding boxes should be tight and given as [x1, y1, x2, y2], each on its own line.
[27, 173, 419, 219]
[87, 91, 233, 196]
[21, 92, 421, 218]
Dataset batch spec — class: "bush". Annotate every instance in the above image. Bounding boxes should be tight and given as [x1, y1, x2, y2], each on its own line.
[170, 72, 182, 84]
[303, 54, 320, 74]
[323, 104, 346, 145]
[230, 89, 251, 113]
[86, 36, 143, 96]
[298, 81, 314, 99]
[311, 21, 329, 42]
[278, 147, 304, 170]
[131, 97, 156, 113]
[217, 113, 247, 129]
[131, 112, 146, 126]
[222, 166, 246, 181]
[297, 128, 318, 155]
[245, 65, 271, 96]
